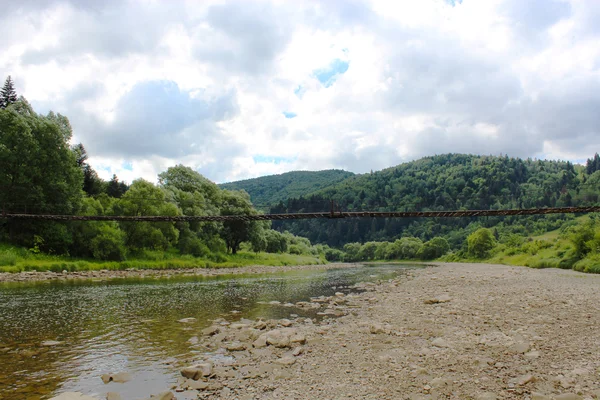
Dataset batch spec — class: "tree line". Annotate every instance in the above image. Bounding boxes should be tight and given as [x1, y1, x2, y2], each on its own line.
[0, 78, 318, 261]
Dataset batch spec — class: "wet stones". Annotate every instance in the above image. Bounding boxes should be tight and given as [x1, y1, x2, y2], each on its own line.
[101, 372, 131, 384]
[181, 363, 212, 380]
[177, 318, 196, 324]
[201, 326, 220, 336]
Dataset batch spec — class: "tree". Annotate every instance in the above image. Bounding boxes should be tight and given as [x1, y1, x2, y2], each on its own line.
[107, 174, 128, 198]
[0, 99, 82, 251]
[219, 190, 260, 254]
[71, 143, 104, 196]
[467, 228, 496, 258]
[417, 237, 450, 260]
[0, 76, 18, 108]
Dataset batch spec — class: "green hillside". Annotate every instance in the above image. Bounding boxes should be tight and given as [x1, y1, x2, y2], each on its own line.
[269, 153, 600, 247]
[219, 169, 354, 208]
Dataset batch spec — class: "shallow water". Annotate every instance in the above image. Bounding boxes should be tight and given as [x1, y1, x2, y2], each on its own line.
[0, 264, 419, 399]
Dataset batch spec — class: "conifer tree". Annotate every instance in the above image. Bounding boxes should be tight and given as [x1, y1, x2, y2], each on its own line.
[0, 76, 18, 108]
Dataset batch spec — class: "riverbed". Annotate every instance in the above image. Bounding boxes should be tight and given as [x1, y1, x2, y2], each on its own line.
[0, 263, 418, 400]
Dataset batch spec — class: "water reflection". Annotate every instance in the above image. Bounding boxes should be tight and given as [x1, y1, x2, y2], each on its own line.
[0, 264, 418, 399]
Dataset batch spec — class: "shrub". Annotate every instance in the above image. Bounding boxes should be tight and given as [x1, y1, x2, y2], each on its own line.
[90, 226, 127, 261]
[467, 228, 496, 258]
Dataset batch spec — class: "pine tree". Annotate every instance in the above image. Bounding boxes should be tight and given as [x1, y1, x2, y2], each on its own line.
[0, 76, 18, 108]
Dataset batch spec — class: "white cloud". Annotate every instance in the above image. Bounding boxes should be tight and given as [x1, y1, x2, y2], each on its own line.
[1, 0, 599, 184]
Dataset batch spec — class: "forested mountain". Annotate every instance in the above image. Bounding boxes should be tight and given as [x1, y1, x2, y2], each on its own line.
[269, 154, 600, 248]
[219, 170, 354, 208]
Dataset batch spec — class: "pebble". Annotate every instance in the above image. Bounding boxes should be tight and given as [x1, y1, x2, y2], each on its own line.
[177, 318, 196, 324]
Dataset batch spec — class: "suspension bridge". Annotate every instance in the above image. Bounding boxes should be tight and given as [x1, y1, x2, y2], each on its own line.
[2, 205, 600, 222]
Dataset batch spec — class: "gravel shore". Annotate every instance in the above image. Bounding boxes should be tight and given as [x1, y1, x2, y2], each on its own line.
[0, 263, 358, 283]
[167, 262, 600, 400]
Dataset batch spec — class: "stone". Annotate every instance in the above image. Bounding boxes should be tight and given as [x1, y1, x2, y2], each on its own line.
[253, 334, 268, 348]
[524, 350, 540, 359]
[278, 319, 293, 327]
[41, 340, 62, 346]
[226, 341, 247, 351]
[335, 292, 345, 297]
[148, 392, 175, 400]
[275, 356, 296, 366]
[100, 372, 131, 384]
[266, 329, 290, 348]
[230, 323, 250, 329]
[202, 325, 219, 336]
[181, 363, 212, 380]
[177, 318, 196, 323]
[475, 393, 496, 400]
[516, 374, 535, 386]
[424, 294, 452, 304]
[431, 338, 450, 348]
[50, 393, 99, 400]
[510, 342, 530, 354]
[554, 395, 582, 400]
[531, 393, 551, 400]
[370, 324, 385, 334]
[292, 346, 304, 356]
[106, 393, 122, 400]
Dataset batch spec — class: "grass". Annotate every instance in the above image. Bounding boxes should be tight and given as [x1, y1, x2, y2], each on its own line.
[0, 243, 326, 273]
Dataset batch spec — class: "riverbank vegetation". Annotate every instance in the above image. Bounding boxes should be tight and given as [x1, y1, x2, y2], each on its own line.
[0, 82, 326, 271]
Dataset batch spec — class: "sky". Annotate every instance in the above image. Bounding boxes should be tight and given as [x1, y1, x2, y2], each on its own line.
[1, 0, 599, 184]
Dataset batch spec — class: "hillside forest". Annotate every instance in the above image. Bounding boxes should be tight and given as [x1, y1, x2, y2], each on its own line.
[2, 75, 600, 273]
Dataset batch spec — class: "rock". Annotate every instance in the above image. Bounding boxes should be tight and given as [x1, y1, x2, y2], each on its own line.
[226, 341, 247, 351]
[275, 356, 296, 366]
[431, 338, 450, 348]
[554, 395, 582, 400]
[148, 392, 175, 400]
[253, 334, 268, 348]
[268, 301, 281, 305]
[266, 330, 290, 348]
[41, 340, 62, 346]
[531, 393, 551, 400]
[181, 363, 212, 380]
[278, 319, 292, 327]
[202, 326, 220, 336]
[178, 318, 196, 323]
[100, 372, 131, 384]
[50, 393, 99, 400]
[516, 374, 535, 385]
[335, 292, 345, 297]
[254, 321, 267, 330]
[230, 323, 250, 329]
[424, 294, 452, 304]
[106, 393, 122, 400]
[370, 324, 385, 334]
[475, 393, 497, 400]
[524, 350, 540, 359]
[187, 336, 199, 345]
[292, 346, 304, 356]
[510, 341, 530, 354]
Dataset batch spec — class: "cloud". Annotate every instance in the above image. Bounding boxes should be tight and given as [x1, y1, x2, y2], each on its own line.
[1, 0, 599, 184]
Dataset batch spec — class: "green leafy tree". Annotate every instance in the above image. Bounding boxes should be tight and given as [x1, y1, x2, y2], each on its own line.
[219, 190, 260, 254]
[106, 174, 128, 198]
[417, 237, 450, 260]
[113, 179, 180, 251]
[0, 99, 82, 251]
[467, 228, 496, 258]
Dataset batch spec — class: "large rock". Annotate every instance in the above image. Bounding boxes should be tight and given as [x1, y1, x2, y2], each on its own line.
[201, 326, 219, 336]
[100, 372, 131, 384]
[181, 363, 212, 380]
[148, 392, 174, 400]
[50, 393, 99, 400]
[264, 328, 306, 348]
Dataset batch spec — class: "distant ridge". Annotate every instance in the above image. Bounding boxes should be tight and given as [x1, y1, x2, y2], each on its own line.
[219, 169, 354, 207]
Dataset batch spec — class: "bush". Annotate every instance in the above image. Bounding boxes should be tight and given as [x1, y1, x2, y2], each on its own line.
[179, 236, 210, 257]
[90, 226, 127, 261]
[417, 237, 449, 260]
[467, 228, 496, 258]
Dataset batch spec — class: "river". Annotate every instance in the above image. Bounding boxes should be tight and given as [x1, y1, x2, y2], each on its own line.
[0, 263, 419, 399]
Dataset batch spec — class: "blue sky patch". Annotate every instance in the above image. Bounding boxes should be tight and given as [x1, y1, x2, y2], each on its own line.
[253, 155, 296, 164]
[313, 59, 350, 88]
[294, 85, 306, 99]
[282, 111, 297, 119]
[122, 162, 133, 171]
[445, 0, 463, 6]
